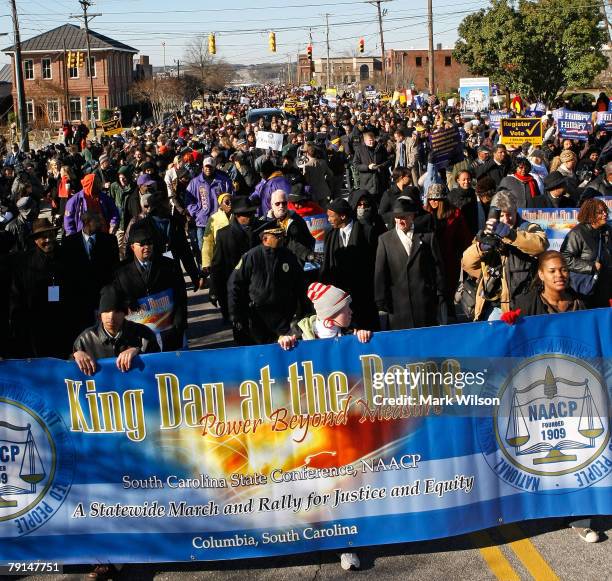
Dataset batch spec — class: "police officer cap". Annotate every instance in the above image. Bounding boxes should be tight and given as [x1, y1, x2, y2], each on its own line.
[544, 171, 566, 192]
[253, 219, 285, 238]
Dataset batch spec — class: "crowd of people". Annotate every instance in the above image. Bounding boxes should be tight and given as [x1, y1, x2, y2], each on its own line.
[0, 84, 610, 570]
[0, 86, 611, 362]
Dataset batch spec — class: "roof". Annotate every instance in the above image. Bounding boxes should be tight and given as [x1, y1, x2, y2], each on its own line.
[2, 24, 138, 54]
[0, 64, 11, 83]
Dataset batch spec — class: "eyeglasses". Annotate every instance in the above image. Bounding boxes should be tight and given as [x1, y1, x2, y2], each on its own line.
[136, 240, 154, 246]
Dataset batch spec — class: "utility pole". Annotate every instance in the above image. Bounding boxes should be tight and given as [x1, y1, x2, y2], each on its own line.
[9, 0, 28, 151]
[62, 39, 69, 123]
[325, 14, 330, 88]
[427, 0, 434, 94]
[70, 1, 101, 137]
[365, 1, 390, 90]
[162, 41, 166, 73]
[174, 59, 180, 79]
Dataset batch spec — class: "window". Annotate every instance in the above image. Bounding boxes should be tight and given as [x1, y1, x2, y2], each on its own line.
[47, 99, 60, 123]
[24, 59, 34, 80]
[42, 58, 52, 79]
[87, 56, 96, 78]
[86, 96, 100, 121]
[69, 61, 78, 79]
[25, 99, 34, 122]
[415, 56, 422, 67]
[69, 97, 82, 122]
[444, 56, 452, 67]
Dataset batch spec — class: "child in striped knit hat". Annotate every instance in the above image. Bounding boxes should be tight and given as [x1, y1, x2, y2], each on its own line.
[278, 283, 372, 349]
[278, 282, 371, 571]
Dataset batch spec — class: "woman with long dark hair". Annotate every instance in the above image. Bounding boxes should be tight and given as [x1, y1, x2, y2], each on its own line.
[424, 183, 472, 319]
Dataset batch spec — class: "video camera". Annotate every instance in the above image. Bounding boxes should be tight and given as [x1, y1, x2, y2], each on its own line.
[476, 206, 503, 250]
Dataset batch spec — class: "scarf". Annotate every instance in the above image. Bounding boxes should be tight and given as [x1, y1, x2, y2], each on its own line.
[514, 172, 539, 199]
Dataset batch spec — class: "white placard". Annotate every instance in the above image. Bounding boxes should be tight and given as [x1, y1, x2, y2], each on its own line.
[255, 131, 284, 151]
[240, 96, 250, 105]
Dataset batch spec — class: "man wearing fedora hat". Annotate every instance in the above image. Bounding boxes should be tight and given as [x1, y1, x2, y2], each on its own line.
[532, 171, 574, 208]
[227, 218, 306, 345]
[210, 196, 262, 323]
[375, 198, 447, 330]
[9, 218, 75, 358]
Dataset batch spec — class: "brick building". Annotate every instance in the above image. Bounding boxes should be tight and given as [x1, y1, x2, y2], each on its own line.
[385, 47, 469, 94]
[2, 23, 141, 127]
[297, 56, 382, 87]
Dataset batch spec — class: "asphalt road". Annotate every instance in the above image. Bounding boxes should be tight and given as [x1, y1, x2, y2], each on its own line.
[7, 288, 611, 581]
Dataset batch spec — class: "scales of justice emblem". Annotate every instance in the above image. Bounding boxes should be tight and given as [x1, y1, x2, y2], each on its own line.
[0, 420, 47, 510]
[496, 357, 609, 478]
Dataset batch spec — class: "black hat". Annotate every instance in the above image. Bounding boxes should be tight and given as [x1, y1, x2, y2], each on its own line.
[176, 167, 191, 181]
[232, 196, 258, 214]
[99, 285, 128, 313]
[392, 197, 420, 216]
[253, 218, 285, 238]
[128, 220, 156, 245]
[289, 186, 310, 203]
[544, 171, 566, 192]
[327, 197, 352, 217]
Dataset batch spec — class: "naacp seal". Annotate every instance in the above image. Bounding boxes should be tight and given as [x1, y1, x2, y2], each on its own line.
[0, 383, 75, 537]
[481, 355, 610, 493]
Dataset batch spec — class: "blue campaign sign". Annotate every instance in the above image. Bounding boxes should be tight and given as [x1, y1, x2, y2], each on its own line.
[489, 112, 510, 130]
[555, 109, 593, 141]
[1, 310, 611, 565]
[596, 111, 612, 132]
[524, 102, 546, 118]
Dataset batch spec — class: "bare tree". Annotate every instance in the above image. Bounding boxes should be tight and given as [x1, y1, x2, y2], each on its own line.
[130, 78, 185, 124]
[183, 36, 235, 91]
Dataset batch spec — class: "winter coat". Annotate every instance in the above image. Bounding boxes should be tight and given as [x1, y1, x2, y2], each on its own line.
[185, 171, 233, 227]
[374, 228, 446, 330]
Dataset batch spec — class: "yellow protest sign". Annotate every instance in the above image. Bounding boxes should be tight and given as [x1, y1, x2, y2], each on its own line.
[499, 118, 543, 147]
[101, 118, 123, 136]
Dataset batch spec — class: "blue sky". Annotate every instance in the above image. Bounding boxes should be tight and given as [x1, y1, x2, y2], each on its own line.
[0, 0, 490, 67]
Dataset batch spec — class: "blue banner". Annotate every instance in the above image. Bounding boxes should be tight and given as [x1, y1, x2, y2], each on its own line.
[524, 102, 546, 118]
[1, 310, 611, 565]
[554, 109, 593, 141]
[596, 111, 612, 132]
[489, 112, 510, 130]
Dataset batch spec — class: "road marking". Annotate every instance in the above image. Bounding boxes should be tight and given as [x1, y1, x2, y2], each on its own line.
[471, 531, 520, 581]
[500, 524, 560, 581]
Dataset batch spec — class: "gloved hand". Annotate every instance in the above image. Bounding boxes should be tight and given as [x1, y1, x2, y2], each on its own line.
[209, 293, 218, 308]
[307, 252, 324, 266]
[492, 221, 516, 241]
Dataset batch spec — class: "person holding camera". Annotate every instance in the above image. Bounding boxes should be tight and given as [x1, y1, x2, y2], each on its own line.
[461, 190, 549, 321]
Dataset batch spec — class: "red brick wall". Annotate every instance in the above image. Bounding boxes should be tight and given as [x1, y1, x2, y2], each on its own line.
[387, 49, 469, 94]
[11, 49, 134, 125]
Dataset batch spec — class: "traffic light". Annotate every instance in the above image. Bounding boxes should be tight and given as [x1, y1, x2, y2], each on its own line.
[269, 31, 276, 53]
[359, 38, 365, 53]
[66, 51, 74, 68]
[208, 33, 216, 55]
[77, 52, 84, 68]
[307, 44, 313, 62]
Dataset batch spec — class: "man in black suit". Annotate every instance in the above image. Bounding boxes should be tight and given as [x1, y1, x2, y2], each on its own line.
[113, 220, 187, 351]
[474, 144, 511, 187]
[352, 131, 391, 200]
[62, 211, 120, 334]
[209, 197, 261, 323]
[375, 198, 447, 330]
[320, 198, 378, 330]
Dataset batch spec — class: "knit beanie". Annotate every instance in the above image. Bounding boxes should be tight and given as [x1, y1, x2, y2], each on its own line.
[98, 154, 109, 165]
[559, 150, 577, 164]
[427, 183, 447, 200]
[307, 283, 351, 321]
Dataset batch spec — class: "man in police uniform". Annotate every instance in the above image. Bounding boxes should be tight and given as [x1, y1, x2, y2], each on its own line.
[227, 220, 307, 345]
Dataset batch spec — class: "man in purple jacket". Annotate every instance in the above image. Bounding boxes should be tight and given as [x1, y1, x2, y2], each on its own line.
[64, 173, 119, 236]
[185, 157, 233, 249]
[250, 159, 291, 216]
